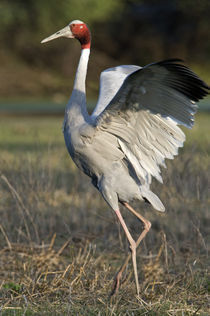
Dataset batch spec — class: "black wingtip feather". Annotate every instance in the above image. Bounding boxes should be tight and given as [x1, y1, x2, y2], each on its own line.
[157, 58, 184, 64]
[156, 59, 210, 102]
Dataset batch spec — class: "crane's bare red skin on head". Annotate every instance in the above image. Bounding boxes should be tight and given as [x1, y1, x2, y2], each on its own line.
[70, 23, 91, 49]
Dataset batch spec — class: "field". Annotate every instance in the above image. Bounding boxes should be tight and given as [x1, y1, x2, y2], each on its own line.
[0, 112, 209, 315]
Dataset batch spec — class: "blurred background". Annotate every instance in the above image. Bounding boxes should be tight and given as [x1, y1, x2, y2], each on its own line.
[0, 0, 210, 111]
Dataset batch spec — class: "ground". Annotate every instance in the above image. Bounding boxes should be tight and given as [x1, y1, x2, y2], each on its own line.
[0, 113, 209, 315]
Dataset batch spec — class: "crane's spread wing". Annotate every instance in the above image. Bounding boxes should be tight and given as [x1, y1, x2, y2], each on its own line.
[91, 65, 141, 119]
[93, 59, 209, 184]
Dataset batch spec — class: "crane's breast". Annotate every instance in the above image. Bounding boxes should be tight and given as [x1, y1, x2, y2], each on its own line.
[63, 123, 125, 185]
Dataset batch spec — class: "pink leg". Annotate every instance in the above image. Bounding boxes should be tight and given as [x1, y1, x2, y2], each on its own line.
[114, 208, 140, 296]
[111, 202, 151, 295]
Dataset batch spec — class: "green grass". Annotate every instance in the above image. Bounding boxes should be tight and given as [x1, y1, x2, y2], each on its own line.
[0, 113, 209, 315]
[0, 97, 209, 114]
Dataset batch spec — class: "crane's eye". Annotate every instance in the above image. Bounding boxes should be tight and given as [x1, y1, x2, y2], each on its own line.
[72, 24, 75, 27]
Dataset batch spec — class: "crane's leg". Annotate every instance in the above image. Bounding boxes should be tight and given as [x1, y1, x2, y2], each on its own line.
[111, 202, 151, 295]
[114, 208, 140, 296]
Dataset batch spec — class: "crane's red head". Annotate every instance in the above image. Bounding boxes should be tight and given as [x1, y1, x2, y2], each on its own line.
[69, 20, 91, 49]
[41, 20, 91, 50]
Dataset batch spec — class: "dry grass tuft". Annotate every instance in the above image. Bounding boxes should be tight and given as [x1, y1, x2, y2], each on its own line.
[0, 237, 104, 311]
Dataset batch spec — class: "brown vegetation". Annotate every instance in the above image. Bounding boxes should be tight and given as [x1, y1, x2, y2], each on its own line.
[0, 115, 209, 314]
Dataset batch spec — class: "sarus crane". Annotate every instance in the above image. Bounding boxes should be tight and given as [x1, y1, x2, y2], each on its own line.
[41, 20, 209, 296]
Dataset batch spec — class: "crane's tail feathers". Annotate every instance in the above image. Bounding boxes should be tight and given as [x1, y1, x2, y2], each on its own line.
[141, 187, 165, 212]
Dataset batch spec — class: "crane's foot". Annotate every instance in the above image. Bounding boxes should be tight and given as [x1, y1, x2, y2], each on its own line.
[110, 271, 122, 296]
[110, 253, 131, 296]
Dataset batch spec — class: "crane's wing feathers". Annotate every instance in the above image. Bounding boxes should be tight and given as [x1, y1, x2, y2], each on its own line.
[94, 59, 209, 184]
[91, 65, 141, 118]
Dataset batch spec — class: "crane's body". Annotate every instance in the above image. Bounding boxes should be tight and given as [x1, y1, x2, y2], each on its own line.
[62, 45, 164, 212]
[41, 20, 209, 296]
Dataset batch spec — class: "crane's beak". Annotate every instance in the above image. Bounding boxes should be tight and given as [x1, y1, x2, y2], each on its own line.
[41, 25, 74, 43]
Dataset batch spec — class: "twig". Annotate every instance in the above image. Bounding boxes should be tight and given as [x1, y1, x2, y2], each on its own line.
[0, 224, 12, 250]
[162, 231, 169, 272]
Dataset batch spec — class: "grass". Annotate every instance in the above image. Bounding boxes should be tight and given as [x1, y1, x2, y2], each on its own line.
[0, 113, 209, 315]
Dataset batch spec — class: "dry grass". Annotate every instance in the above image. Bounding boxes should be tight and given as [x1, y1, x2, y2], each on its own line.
[0, 114, 209, 315]
[0, 238, 208, 315]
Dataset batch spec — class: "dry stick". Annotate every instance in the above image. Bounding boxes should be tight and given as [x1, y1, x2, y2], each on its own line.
[1, 174, 40, 244]
[192, 222, 207, 252]
[161, 231, 168, 272]
[0, 224, 12, 250]
[56, 239, 70, 257]
[49, 233, 57, 251]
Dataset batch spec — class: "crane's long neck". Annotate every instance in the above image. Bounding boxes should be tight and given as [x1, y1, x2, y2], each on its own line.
[73, 48, 90, 92]
[65, 48, 90, 126]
